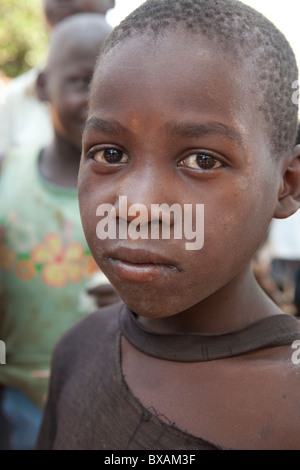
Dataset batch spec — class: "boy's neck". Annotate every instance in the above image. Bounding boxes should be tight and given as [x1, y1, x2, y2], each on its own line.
[39, 132, 81, 188]
[137, 266, 283, 335]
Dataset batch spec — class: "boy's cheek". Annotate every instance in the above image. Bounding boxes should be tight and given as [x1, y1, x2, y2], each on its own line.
[78, 168, 97, 203]
[78, 182, 98, 234]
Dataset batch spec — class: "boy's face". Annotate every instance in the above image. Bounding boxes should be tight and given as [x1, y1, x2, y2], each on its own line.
[46, 41, 101, 150]
[78, 32, 283, 318]
[43, 0, 115, 26]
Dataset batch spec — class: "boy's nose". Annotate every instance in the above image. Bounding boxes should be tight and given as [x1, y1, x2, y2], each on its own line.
[113, 168, 176, 226]
[115, 198, 150, 225]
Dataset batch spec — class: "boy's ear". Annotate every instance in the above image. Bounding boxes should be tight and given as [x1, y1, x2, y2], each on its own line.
[274, 144, 300, 219]
[36, 70, 49, 102]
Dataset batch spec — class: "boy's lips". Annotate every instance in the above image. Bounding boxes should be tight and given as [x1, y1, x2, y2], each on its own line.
[104, 247, 179, 282]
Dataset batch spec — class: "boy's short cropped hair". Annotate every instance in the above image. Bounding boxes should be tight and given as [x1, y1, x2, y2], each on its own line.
[99, 0, 299, 157]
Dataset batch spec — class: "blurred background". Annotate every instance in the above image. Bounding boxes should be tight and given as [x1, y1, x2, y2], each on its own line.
[0, 0, 47, 80]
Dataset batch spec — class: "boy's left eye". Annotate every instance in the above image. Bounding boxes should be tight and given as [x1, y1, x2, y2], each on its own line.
[179, 153, 222, 170]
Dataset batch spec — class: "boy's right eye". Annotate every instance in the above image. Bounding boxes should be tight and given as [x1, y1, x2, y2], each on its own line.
[88, 148, 129, 164]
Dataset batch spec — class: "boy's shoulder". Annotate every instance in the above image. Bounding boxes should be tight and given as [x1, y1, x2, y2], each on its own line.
[65, 300, 123, 339]
[53, 301, 124, 364]
[236, 344, 300, 448]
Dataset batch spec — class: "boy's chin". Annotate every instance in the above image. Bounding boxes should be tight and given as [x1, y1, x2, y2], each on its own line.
[117, 287, 196, 320]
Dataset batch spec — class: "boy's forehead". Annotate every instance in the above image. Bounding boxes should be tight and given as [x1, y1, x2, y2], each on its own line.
[98, 29, 247, 76]
[94, 31, 251, 97]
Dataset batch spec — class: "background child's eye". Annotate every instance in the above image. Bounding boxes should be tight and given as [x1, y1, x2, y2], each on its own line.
[179, 153, 222, 170]
[91, 148, 129, 164]
[67, 77, 91, 91]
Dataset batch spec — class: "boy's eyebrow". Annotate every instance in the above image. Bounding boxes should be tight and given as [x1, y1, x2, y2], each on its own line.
[83, 117, 126, 136]
[84, 117, 243, 146]
[165, 121, 243, 146]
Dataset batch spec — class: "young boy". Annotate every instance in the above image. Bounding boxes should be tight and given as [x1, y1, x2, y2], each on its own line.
[36, 0, 300, 450]
[0, 13, 114, 449]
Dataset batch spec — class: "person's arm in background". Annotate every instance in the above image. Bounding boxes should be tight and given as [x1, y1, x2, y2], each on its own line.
[87, 283, 121, 308]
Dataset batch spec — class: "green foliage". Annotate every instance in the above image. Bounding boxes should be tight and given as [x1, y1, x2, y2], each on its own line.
[0, 0, 48, 78]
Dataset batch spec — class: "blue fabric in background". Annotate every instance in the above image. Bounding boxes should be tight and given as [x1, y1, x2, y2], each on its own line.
[1, 387, 42, 450]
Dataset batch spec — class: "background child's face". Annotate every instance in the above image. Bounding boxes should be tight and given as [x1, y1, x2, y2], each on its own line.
[45, 40, 103, 150]
[43, 0, 115, 27]
[79, 32, 283, 317]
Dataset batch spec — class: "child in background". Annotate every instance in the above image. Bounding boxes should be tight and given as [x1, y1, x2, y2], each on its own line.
[37, 0, 300, 450]
[0, 13, 114, 450]
[0, 0, 115, 160]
